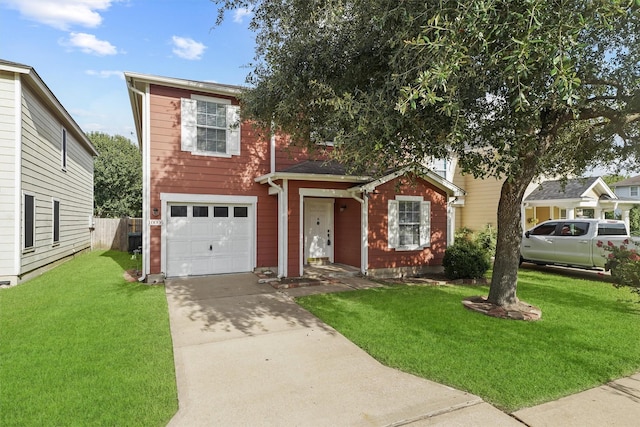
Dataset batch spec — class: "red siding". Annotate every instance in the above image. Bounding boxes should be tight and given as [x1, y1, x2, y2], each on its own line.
[367, 175, 448, 270]
[147, 84, 277, 274]
[334, 198, 361, 268]
[274, 134, 332, 171]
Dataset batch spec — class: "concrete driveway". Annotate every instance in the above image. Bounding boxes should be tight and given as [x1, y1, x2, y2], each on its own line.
[164, 273, 521, 426]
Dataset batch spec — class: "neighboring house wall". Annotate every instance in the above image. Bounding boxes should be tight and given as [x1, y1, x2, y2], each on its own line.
[453, 172, 503, 231]
[0, 71, 17, 284]
[0, 61, 96, 286]
[20, 83, 94, 279]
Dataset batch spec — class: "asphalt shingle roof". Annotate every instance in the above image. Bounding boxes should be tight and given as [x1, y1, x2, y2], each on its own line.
[525, 177, 600, 201]
[281, 160, 349, 175]
[610, 175, 640, 187]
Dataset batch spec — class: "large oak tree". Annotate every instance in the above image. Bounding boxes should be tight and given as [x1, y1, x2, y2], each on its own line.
[214, 0, 640, 309]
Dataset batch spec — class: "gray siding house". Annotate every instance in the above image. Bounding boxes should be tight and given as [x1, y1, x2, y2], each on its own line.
[611, 175, 640, 200]
[0, 60, 98, 286]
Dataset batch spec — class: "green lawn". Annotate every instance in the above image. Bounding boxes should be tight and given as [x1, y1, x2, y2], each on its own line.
[296, 269, 640, 412]
[0, 250, 177, 427]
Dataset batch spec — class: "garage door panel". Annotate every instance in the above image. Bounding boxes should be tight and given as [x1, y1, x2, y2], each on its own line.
[166, 202, 254, 277]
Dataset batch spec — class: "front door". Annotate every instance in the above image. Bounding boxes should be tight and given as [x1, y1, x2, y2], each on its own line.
[304, 198, 334, 263]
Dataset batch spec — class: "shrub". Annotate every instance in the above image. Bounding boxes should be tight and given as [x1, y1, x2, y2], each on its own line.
[443, 240, 491, 280]
[475, 224, 497, 254]
[598, 238, 640, 296]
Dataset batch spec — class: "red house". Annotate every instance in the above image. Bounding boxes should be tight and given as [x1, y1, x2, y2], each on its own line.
[125, 72, 464, 282]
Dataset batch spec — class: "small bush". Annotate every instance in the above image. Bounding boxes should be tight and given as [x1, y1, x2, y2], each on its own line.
[598, 238, 640, 296]
[475, 224, 497, 254]
[443, 240, 491, 280]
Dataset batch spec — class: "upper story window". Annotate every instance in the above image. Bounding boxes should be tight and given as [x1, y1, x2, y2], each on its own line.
[631, 186, 638, 197]
[181, 95, 240, 157]
[61, 128, 67, 170]
[388, 196, 431, 250]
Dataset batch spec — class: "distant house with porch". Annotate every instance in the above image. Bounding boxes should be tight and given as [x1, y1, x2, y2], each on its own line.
[523, 176, 637, 231]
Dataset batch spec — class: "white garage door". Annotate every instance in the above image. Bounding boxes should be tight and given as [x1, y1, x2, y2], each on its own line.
[166, 203, 253, 277]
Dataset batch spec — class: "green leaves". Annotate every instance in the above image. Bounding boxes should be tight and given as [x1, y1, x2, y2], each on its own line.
[90, 132, 142, 218]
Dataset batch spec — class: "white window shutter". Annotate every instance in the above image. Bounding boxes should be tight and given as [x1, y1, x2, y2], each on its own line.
[388, 199, 399, 249]
[181, 98, 197, 152]
[226, 105, 241, 156]
[420, 201, 431, 247]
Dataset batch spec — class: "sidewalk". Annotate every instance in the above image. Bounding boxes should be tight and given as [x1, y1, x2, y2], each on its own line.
[512, 373, 640, 426]
[164, 273, 640, 426]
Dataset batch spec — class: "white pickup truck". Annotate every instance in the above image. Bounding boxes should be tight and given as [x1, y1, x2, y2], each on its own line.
[520, 219, 632, 270]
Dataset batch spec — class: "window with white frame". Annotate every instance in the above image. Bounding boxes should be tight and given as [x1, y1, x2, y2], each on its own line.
[631, 186, 638, 197]
[53, 199, 60, 244]
[388, 196, 431, 250]
[181, 96, 240, 157]
[24, 193, 35, 250]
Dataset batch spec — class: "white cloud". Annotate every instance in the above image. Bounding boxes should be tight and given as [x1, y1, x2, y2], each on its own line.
[233, 7, 252, 24]
[1, 0, 118, 30]
[171, 36, 206, 60]
[85, 70, 124, 79]
[64, 32, 118, 55]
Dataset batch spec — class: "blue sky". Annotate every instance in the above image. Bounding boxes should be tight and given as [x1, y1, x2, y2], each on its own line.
[0, 0, 255, 141]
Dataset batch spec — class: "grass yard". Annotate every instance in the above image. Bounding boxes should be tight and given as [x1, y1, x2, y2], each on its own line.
[0, 250, 177, 427]
[296, 268, 640, 412]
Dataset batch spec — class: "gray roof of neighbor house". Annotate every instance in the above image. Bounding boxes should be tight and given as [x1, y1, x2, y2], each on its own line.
[610, 175, 640, 187]
[525, 177, 600, 200]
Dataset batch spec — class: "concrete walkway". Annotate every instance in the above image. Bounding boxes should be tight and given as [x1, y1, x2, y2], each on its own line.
[164, 273, 640, 426]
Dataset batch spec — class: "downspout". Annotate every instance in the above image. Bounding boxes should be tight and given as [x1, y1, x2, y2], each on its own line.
[350, 191, 368, 275]
[270, 125, 276, 174]
[127, 80, 148, 282]
[267, 177, 286, 278]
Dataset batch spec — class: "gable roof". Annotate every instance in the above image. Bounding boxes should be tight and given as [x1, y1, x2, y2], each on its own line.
[610, 175, 640, 187]
[525, 176, 615, 201]
[352, 165, 465, 197]
[0, 59, 97, 156]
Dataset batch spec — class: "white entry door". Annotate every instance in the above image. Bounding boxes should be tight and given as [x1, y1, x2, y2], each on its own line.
[304, 198, 334, 263]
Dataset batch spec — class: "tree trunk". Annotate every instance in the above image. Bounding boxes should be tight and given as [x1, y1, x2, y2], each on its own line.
[487, 158, 539, 307]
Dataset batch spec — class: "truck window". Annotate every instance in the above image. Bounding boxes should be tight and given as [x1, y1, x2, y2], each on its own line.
[559, 222, 589, 236]
[531, 223, 558, 235]
[597, 224, 627, 236]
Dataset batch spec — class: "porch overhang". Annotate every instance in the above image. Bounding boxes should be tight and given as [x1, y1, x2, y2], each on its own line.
[255, 171, 372, 185]
[349, 166, 466, 198]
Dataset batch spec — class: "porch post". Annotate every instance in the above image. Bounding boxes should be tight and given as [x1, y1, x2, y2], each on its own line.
[281, 180, 289, 277]
[623, 208, 631, 232]
[361, 195, 368, 275]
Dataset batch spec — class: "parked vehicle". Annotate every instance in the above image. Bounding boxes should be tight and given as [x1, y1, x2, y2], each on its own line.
[520, 219, 633, 271]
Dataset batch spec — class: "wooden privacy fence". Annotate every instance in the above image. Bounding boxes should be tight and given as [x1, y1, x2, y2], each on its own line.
[91, 217, 143, 252]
